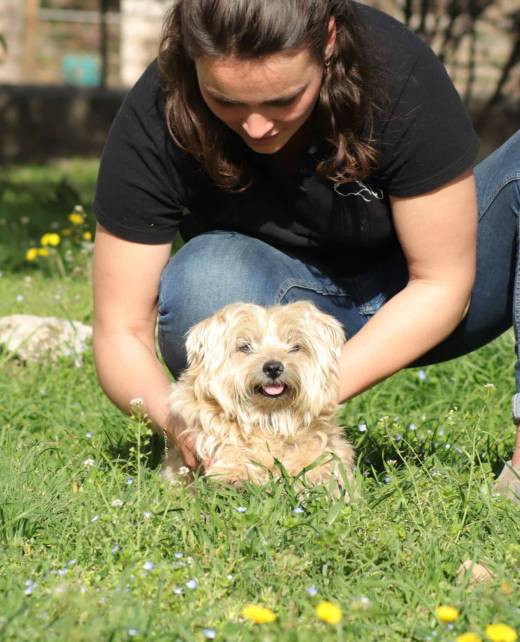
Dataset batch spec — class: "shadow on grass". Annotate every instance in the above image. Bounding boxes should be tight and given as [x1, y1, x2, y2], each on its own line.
[344, 424, 508, 478]
[104, 431, 165, 473]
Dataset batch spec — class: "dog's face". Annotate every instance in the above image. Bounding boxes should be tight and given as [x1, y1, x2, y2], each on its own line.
[183, 302, 345, 424]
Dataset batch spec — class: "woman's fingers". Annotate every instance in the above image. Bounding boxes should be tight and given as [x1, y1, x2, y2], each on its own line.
[178, 434, 198, 470]
[169, 420, 212, 471]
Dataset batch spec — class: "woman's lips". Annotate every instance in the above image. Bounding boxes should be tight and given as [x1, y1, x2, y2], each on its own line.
[247, 132, 279, 144]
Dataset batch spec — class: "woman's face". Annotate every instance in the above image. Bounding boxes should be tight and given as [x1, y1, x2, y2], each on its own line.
[195, 48, 325, 155]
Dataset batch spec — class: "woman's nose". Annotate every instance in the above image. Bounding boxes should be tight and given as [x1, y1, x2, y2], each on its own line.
[242, 113, 274, 139]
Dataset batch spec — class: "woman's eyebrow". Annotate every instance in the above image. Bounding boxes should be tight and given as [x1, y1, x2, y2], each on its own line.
[205, 86, 307, 105]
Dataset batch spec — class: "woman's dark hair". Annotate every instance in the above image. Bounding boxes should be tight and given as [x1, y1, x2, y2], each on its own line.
[159, 0, 382, 191]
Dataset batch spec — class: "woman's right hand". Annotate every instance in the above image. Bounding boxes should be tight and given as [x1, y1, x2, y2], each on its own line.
[164, 414, 211, 471]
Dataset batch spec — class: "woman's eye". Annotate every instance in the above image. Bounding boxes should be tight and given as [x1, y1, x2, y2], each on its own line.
[289, 344, 301, 353]
[270, 97, 296, 108]
[238, 343, 253, 354]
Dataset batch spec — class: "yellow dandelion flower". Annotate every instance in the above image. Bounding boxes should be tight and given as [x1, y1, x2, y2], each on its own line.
[241, 605, 276, 624]
[69, 212, 85, 225]
[25, 247, 38, 262]
[315, 601, 342, 624]
[82, 231, 92, 241]
[457, 633, 482, 642]
[435, 605, 460, 623]
[500, 581, 514, 596]
[37, 248, 49, 257]
[41, 232, 61, 247]
[485, 623, 518, 642]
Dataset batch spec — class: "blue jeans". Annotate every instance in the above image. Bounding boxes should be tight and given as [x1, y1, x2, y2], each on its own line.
[158, 130, 520, 403]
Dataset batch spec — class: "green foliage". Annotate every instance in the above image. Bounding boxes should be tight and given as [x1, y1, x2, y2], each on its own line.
[0, 159, 98, 273]
[0, 162, 519, 641]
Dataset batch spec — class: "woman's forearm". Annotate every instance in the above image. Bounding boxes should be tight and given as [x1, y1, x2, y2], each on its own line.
[93, 329, 173, 433]
[338, 279, 471, 402]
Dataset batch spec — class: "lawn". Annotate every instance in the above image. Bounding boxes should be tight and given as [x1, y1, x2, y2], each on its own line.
[0, 161, 518, 642]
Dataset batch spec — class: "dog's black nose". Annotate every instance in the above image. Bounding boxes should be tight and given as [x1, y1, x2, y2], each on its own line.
[263, 360, 284, 379]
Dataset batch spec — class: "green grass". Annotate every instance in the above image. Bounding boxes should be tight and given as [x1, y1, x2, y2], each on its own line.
[0, 162, 519, 642]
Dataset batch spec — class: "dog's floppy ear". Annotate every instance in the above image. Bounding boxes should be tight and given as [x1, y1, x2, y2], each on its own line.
[292, 301, 346, 353]
[184, 302, 253, 371]
[184, 313, 226, 371]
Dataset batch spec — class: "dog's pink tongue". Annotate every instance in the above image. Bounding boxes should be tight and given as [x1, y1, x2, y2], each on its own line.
[263, 383, 285, 396]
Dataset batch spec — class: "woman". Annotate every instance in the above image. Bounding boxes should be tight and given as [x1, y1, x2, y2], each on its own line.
[92, 0, 520, 500]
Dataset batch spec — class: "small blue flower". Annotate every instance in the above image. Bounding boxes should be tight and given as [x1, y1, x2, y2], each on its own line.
[186, 579, 198, 590]
[126, 477, 134, 485]
[203, 628, 217, 639]
[383, 476, 391, 484]
[235, 506, 247, 513]
[408, 423, 417, 431]
[394, 434, 402, 442]
[418, 370, 427, 381]
[143, 561, 155, 571]
[358, 423, 367, 433]
[86, 432, 93, 439]
[307, 586, 318, 596]
[128, 629, 139, 637]
[24, 580, 37, 596]
[292, 506, 304, 514]
[174, 552, 183, 559]
[112, 544, 121, 554]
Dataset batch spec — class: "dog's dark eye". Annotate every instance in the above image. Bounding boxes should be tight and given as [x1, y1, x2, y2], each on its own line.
[289, 344, 301, 353]
[238, 342, 253, 354]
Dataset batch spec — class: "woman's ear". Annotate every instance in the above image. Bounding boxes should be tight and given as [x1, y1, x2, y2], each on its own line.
[325, 16, 337, 62]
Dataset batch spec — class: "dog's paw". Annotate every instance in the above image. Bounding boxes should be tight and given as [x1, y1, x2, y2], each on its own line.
[302, 463, 357, 503]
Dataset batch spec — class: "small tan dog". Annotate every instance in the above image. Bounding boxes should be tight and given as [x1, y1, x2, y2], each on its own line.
[163, 301, 355, 498]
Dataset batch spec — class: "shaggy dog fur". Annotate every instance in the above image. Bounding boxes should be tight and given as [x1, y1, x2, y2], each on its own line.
[163, 301, 355, 498]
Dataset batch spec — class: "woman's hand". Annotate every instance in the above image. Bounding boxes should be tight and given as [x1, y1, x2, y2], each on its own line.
[164, 414, 212, 471]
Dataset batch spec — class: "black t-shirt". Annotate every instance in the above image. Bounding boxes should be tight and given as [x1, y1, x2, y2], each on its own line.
[93, 2, 479, 274]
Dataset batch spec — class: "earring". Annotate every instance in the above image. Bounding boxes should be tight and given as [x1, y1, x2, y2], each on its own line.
[324, 58, 331, 70]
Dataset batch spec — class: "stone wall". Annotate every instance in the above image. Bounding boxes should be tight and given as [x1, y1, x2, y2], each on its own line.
[0, 84, 126, 163]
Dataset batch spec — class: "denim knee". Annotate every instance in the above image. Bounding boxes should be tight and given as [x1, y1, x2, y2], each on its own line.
[475, 129, 520, 218]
